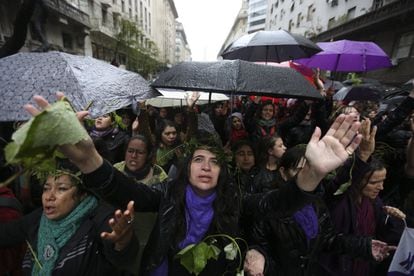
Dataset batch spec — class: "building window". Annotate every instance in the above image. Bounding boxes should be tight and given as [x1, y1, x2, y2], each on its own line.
[135, 0, 137, 11]
[148, 12, 151, 34]
[275, 0, 279, 8]
[129, 8, 132, 18]
[62, 33, 73, 50]
[113, 14, 119, 29]
[113, 0, 117, 4]
[249, 19, 266, 27]
[280, 9, 284, 20]
[392, 32, 414, 59]
[296, 12, 301, 27]
[307, 4, 314, 21]
[328, 17, 336, 29]
[290, 2, 295, 12]
[288, 19, 293, 31]
[121, 0, 125, 12]
[140, 1, 143, 19]
[144, 7, 147, 32]
[102, 7, 108, 25]
[129, 0, 131, 5]
[346, 6, 356, 20]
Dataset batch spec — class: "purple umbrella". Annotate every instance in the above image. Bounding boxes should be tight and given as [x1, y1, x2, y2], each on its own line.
[295, 40, 392, 72]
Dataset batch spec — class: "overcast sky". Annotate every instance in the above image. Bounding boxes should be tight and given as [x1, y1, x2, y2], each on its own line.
[174, 0, 242, 61]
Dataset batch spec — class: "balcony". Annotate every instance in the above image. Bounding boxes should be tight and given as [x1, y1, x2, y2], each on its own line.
[44, 0, 90, 27]
[314, 0, 414, 41]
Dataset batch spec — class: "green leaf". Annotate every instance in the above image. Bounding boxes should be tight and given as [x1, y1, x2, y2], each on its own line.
[4, 101, 89, 177]
[333, 181, 351, 195]
[176, 242, 221, 276]
[224, 242, 238, 261]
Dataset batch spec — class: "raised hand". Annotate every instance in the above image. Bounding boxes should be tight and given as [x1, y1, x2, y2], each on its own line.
[101, 201, 135, 251]
[297, 114, 362, 191]
[185, 91, 200, 109]
[24, 92, 103, 173]
[358, 118, 377, 162]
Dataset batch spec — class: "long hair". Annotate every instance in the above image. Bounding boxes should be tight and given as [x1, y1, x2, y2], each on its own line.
[350, 157, 386, 201]
[171, 140, 241, 245]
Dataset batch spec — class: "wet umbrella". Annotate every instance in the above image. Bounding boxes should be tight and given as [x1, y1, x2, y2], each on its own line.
[146, 88, 229, 107]
[220, 30, 322, 63]
[151, 60, 322, 100]
[333, 85, 383, 102]
[324, 80, 344, 91]
[0, 51, 159, 122]
[295, 40, 392, 72]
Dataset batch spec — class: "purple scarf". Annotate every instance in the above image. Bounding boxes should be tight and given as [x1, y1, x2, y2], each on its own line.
[150, 185, 216, 276]
[293, 204, 319, 242]
[89, 126, 116, 139]
[179, 185, 217, 249]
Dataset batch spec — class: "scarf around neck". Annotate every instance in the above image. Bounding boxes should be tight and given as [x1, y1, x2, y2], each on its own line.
[257, 118, 276, 128]
[178, 184, 217, 249]
[89, 126, 116, 139]
[293, 204, 319, 243]
[124, 162, 152, 181]
[33, 196, 98, 275]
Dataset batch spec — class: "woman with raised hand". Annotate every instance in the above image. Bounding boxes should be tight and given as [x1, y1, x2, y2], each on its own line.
[242, 115, 397, 276]
[0, 159, 138, 275]
[24, 93, 393, 276]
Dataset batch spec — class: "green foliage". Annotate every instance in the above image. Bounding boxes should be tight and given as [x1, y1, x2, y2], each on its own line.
[114, 19, 163, 78]
[175, 234, 246, 275]
[4, 101, 89, 181]
[346, 73, 362, 85]
[176, 242, 220, 276]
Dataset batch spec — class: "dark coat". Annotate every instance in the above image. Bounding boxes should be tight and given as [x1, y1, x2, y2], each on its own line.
[0, 202, 138, 276]
[320, 156, 404, 276]
[83, 160, 243, 276]
[243, 181, 373, 276]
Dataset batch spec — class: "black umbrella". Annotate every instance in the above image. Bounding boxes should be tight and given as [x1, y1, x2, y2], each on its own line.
[220, 30, 322, 63]
[151, 60, 322, 100]
[0, 51, 159, 121]
[333, 85, 383, 102]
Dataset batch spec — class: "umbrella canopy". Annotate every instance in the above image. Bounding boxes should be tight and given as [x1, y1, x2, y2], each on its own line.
[0, 51, 159, 121]
[151, 60, 322, 100]
[220, 30, 322, 63]
[333, 85, 383, 102]
[295, 40, 392, 72]
[146, 89, 229, 107]
[324, 80, 344, 91]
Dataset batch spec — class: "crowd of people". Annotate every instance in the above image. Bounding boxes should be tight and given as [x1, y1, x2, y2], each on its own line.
[0, 74, 413, 275]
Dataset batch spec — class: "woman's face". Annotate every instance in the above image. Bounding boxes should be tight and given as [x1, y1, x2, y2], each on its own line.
[361, 169, 386, 200]
[342, 106, 360, 122]
[42, 175, 82, 221]
[159, 108, 168, 119]
[95, 114, 113, 130]
[235, 145, 255, 172]
[261, 104, 274, 120]
[161, 126, 177, 146]
[125, 139, 148, 172]
[268, 138, 286, 159]
[232, 116, 243, 130]
[174, 113, 183, 125]
[189, 149, 221, 197]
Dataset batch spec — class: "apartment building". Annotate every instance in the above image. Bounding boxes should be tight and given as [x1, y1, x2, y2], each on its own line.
[175, 21, 191, 62]
[0, 0, 90, 55]
[247, 0, 268, 33]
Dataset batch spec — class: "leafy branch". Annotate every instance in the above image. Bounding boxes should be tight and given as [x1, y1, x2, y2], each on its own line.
[175, 234, 247, 276]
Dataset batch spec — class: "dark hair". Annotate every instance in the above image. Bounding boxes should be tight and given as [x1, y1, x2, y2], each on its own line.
[231, 139, 257, 165]
[279, 145, 306, 172]
[155, 119, 180, 147]
[53, 158, 86, 196]
[257, 134, 283, 166]
[256, 100, 275, 119]
[350, 157, 386, 200]
[171, 137, 241, 245]
[125, 134, 154, 164]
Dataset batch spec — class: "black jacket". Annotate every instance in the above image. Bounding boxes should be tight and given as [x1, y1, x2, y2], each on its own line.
[84, 160, 243, 276]
[0, 202, 139, 276]
[243, 182, 373, 276]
